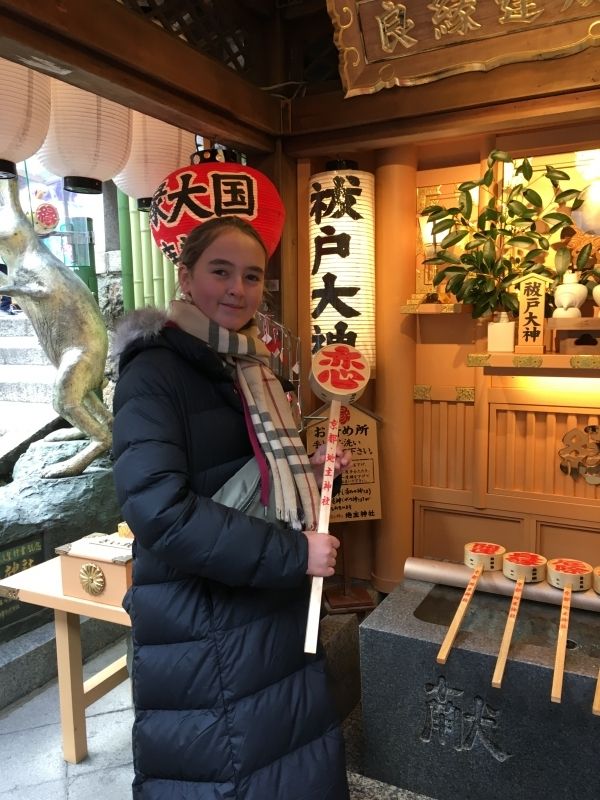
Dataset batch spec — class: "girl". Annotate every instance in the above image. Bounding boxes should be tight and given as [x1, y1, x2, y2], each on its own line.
[112, 216, 351, 799]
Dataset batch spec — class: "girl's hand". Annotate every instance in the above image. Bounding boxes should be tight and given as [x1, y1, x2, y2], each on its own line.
[304, 531, 341, 577]
[309, 444, 352, 490]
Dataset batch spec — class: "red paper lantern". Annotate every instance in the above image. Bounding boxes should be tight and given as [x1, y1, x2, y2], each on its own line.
[150, 159, 285, 262]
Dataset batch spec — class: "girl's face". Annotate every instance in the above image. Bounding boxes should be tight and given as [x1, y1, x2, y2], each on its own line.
[178, 228, 266, 331]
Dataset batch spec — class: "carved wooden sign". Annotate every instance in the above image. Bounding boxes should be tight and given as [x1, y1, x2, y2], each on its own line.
[327, 0, 600, 97]
[513, 272, 553, 354]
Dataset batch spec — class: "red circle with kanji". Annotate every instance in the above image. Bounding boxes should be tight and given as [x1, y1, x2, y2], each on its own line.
[311, 344, 370, 399]
[549, 558, 592, 575]
[467, 542, 503, 555]
[505, 551, 545, 566]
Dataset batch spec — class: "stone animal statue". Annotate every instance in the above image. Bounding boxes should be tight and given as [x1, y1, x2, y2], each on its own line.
[0, 177, 112, 478]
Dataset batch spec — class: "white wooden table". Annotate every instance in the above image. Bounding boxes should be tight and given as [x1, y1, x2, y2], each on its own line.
[0, 557, 130, 763]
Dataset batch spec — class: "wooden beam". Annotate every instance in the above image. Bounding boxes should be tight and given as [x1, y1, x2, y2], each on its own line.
[285, 86, 600, 157]
[286, 47, 600, 154]
[0, 0, 282, 153]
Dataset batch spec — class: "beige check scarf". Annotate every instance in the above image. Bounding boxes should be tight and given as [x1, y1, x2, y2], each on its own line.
[168, 300, 319, 531]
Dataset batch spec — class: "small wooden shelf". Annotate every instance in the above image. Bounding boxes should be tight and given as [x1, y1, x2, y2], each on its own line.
[400, 303, 472, 315]
[467, 352, 600, 371]
[546, 318, 600, 331]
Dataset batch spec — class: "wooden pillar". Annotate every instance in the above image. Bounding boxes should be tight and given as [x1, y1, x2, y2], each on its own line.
[372, 145, 417, 593]
[472, 135, 497, 509]
[296, 157, 314, 418]
[256, 145, 299, 332]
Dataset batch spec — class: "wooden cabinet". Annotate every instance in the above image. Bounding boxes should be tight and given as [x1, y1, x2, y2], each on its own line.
[413, 313, 600, 565]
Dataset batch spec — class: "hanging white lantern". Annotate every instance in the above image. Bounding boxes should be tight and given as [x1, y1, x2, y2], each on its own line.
[37, 79, 131, 194]
[113, 111, 196, 210]
[0, 57, 51, 178]
[309, 160, 376, 369]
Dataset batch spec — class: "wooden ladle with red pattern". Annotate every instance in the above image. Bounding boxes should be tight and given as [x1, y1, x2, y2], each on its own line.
[436, 541, 505, 665]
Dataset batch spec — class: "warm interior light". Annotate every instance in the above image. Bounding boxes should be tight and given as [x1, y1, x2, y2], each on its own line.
[575, 149, 600, 181]
[308, 163, 376, 368]
[495, 375, 600, 404]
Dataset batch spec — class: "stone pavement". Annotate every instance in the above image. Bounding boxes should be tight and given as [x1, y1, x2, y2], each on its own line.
[0, 636, 432, 800]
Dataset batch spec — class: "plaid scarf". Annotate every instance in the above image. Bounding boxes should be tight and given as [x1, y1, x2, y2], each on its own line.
[168, 300, 319, 531]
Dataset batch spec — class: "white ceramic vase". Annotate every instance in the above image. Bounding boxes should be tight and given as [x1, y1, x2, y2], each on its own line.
[553, 271, 587, 317]
[487, 311, 516, 353]
[593, 283, 600, 309]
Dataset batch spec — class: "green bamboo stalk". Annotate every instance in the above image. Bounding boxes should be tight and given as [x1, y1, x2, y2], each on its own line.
[117, 189, 134, 311]
[139, 209, 154, 307]
[163, 252, 176, 306]
[129, 195, 144, 309]
[150, 235, 165, 308]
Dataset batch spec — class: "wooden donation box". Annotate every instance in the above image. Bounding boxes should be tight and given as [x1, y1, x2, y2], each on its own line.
[547, 318, 600, 355]
[56, 533, 132, 606]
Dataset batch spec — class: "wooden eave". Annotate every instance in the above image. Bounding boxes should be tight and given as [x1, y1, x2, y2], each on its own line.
[284, 47, 600, 157]
[0, 0, 282, 153]
[0, 0, 598, 160]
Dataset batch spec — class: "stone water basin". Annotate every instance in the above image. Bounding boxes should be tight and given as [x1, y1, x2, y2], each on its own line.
[414, 583, 600, 664]
[360, 578, 600, 800]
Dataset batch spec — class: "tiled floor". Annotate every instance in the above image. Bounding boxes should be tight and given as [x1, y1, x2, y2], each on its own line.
[0, 637, 430, 799]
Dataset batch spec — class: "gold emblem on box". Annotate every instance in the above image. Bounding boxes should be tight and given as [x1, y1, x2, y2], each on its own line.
[79, 562, 106, 596]
[56, 532, 132, 606]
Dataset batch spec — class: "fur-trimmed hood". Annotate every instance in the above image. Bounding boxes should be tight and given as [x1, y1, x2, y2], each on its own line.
[111, 306, 232, 383]
[112, 307, 168, 363]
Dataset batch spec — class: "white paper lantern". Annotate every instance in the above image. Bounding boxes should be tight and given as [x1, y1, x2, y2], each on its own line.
[309, 162, 376, 369]
[113, 111, 196, 210]
[37, 79, 131, 193]
[0, 57, 51, 178]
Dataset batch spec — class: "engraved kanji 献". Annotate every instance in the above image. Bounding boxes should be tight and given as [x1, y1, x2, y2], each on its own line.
[420, 677, 512, 762]
[461, 697, 512, 762]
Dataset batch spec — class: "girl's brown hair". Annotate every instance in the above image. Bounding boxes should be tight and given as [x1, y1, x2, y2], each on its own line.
[179, 216, 268, 271]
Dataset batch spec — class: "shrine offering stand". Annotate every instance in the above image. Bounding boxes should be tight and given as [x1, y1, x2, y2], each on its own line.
[0, 557, 130, 763]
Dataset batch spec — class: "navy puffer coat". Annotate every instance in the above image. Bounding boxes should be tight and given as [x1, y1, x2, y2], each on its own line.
[112, 310, 349, 800]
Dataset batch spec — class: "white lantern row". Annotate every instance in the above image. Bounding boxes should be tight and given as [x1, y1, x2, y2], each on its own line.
[0, 60, 196, 198]
[309, 164, 376, 369]
[113, 111, 196, 209]
[0, 57, 51, 178]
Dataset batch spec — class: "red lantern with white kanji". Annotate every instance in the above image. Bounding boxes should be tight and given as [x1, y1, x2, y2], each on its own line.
[150, 154, 285, 262]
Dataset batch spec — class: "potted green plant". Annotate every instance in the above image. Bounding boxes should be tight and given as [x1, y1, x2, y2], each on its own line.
[421, 149, 587, 319]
